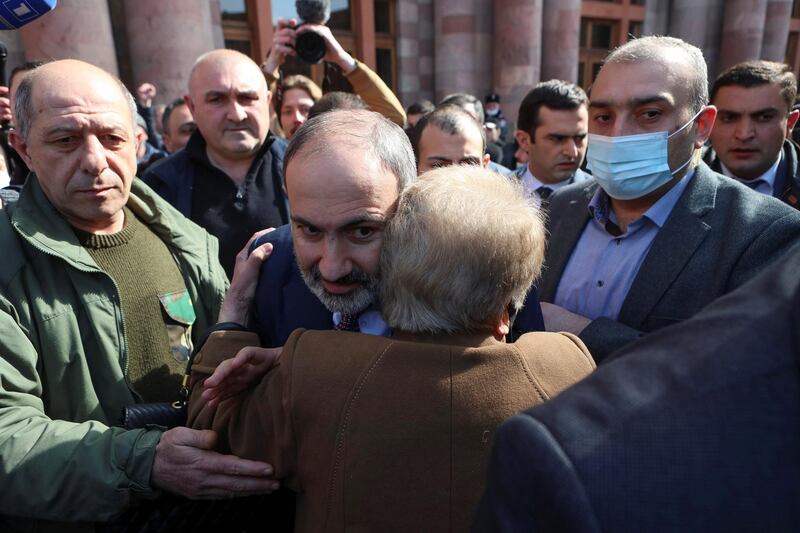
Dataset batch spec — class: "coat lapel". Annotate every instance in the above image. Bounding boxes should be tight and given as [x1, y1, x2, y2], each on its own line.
[617, 165, 717, 328]
[540, 182, 595, 301]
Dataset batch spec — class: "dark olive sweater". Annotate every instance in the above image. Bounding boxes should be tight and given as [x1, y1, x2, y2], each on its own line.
[75, 208, 189, 402]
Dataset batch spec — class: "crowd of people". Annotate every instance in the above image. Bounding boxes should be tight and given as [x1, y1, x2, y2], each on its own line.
[0, 18, 798, 533]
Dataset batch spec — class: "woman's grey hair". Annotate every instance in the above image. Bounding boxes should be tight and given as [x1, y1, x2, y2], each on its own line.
[284, 109, 416, 192]
[380, 165, 546, 334]
[16, 69, 137, 141]
[604, 35, 709, 115]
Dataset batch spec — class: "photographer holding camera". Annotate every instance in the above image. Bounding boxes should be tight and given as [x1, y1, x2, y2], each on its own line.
[261, 2, 405, 138]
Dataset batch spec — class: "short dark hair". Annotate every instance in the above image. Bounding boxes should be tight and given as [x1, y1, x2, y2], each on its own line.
[406, 99, 434, 116]
[307, 91, 367, 120]
[711, 60, 797, 111]
[409, 104, 486, 164]
[439, 93, 485, 124]
[517, 80, 587, 141]
[162, 97, 187, 134]
[284, 109, 416, 193]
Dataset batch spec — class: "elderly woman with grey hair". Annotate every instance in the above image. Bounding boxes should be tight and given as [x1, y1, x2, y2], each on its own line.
[187, 166, 595, 532]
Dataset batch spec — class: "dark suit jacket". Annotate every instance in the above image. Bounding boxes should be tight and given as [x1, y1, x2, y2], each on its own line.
[189, 328, 595, 533]
[541, 162, 800, 362]
[251, 225, 545, 347]
[473, 242, 800, 533]
[704, 138, 800, 210]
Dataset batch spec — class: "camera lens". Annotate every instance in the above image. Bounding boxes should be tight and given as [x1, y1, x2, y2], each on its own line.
[295, 31, 326, 64]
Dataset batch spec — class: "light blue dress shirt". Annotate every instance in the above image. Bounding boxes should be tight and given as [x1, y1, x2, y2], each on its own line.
[554, 168, 696, 321]
[720, 151, 782, 197]
[332, 308, 391, 336]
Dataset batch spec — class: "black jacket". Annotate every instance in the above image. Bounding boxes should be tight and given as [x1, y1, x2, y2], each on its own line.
[142, 131, 289, 277]
[704, 138, 800, 210]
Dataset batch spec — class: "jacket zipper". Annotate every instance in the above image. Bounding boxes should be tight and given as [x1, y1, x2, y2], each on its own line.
[11, 222, 136, 397]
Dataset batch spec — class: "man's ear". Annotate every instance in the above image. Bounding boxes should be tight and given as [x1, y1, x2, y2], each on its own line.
[482, 153, 491, 168]
[494, 308, 511, 341]
[9, 130, 33, 169]
[786, 109, 799, 136]
[693, 105, 717, 148]
[515, 129, 532, 151]
[184, 94, 195, 115]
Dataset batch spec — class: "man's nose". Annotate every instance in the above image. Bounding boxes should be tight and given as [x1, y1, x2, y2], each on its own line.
[734, 117, 755, 140]
[563, 138, 579, 159]
[81, 136, 109, 176]
[227, 100, 248, 122]
[318, 236, 352, 282]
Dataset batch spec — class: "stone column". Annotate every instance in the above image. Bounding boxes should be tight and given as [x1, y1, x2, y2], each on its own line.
[492, 0, 542, 127]
[19, 0, 118, 75]
[417, 0, 435, 102]
[760, 0, 792, 62]
[718, 0, 769, 72]
[396, 0, 422, 106]
[124, 1, 217, 104]
[664, 0, 726, 78]
[434, 0, 492, 103]
[540, 0, 580, 83]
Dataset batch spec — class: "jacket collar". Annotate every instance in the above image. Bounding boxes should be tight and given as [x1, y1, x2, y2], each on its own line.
[185, 128, 276, 175]
[11, 174, 209, 272]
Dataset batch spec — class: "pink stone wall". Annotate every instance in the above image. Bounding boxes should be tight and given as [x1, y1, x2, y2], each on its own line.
[492, 0, 543, 128]
[718, 0, 768, 72]
[541, 0, 581, 83]
[19, 0, 118, 75]
[123, 0, 217, 104]
[434, 0, 492, 102]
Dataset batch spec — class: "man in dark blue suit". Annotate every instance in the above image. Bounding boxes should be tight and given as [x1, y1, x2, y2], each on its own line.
[247, 109, 543, 348]
[473, 241, 800, 532]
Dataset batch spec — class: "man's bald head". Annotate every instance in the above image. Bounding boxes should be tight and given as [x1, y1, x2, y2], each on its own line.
[188, 49, 268, 96]
[15, 59, 137, 141]
[186, 49, 272, 162]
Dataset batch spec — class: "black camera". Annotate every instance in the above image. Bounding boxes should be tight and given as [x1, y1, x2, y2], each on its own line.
[295, 26, 327, 64]
[294, 0, 330, 64]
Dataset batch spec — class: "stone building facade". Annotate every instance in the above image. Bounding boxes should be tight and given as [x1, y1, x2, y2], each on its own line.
[2, 0, 799, 127]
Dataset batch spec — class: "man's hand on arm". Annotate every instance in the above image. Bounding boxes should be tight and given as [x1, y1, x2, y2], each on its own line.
[217, 228, 275, 325]
[540, 302, 592, 335]
[202, 345, 282, 407]
[151, 427, 279, 499]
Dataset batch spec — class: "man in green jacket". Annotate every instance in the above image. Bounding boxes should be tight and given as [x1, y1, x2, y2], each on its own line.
[0, 59, 277, 531]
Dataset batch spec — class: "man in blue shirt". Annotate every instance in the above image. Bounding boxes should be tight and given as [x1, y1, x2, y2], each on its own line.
[538, 36, 800, 363]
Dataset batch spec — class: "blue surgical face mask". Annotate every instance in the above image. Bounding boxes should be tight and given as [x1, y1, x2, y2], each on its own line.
[586, 109, 703, 200]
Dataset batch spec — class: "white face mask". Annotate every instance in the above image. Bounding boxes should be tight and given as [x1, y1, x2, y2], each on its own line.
[586, 109, 703, 200]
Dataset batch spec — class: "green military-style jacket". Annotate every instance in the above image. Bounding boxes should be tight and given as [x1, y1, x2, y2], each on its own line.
[0, 176, 228, 531]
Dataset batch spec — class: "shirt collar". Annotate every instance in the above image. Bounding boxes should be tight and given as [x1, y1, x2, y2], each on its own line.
[521, 164, 574, 195]
[720, 151, 782, 188]
[588, 166, 696, 230]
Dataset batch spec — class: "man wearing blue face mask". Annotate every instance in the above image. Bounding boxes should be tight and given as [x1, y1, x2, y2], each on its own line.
[536, 36, 800, 363]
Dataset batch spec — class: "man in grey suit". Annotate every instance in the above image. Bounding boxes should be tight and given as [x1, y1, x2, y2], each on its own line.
[539, 36, 800, 362]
